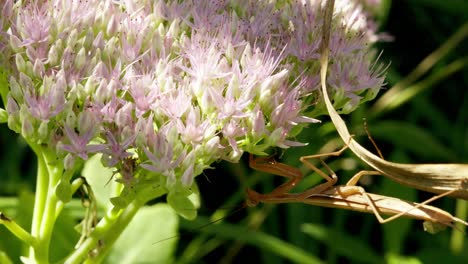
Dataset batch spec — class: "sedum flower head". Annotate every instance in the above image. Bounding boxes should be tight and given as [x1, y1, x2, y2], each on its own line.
[0, 0, 386, 216]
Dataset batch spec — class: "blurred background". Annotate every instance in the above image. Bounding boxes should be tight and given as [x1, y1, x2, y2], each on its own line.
[1, 0, 467, 263]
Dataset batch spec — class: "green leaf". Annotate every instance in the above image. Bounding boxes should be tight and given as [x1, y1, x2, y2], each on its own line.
[167, 190, 199, 220]
[379, 159, 416, 254]
[110, 190, 134, 209]
[301, 223, 383, 264]
[0, 66, 9, 103]
[366, 121, 457, 161]
[0, 191, 34, 262]
[0, 217, 21, 262]
[0, 251, 13, 264]
[0, 109, 7, 124]
[416, 246, 468, 263]
[105, 204, 179, 264]
[82, 154, 116, 208]
[386, 253, 422, 264]
[179, 216, 323, 264]
[55, 181, 72, 203]
[49, 209, 81, 262]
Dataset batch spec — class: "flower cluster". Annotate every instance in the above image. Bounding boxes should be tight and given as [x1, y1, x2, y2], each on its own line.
[0, 0, 386, 214]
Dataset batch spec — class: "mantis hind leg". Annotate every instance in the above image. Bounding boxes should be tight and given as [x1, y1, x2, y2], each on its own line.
[295, 144, 350, 199]
[343, 170, 459, 225]
[248, 154, 303, 196]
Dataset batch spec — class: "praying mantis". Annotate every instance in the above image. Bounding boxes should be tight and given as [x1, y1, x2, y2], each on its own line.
[319, 0, 468, 199]
[242, 0, 468, 231]
[246, 151, 468, 232]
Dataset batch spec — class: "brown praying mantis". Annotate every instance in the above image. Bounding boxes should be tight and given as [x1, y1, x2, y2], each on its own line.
[246, 150, 468, 232]
[319, 0, 468, 200]
[242, 0, 468, 233]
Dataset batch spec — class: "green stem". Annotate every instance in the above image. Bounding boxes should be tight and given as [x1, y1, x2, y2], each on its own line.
[64, 184, 166, 263]
[32, 149, 64, 263]
[85, 200, 143, 263]
[0, 213, 37, 247]
[450, 199, 467, 254]
[28, 144, 49, 261]
[55, 177, 85, 218]
[29, 144, 47, 234]
[63, 204, 130, 264]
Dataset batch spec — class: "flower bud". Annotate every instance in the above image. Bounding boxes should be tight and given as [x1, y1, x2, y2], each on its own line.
[9, 76, 23, 102]
[252, 108, 265, 138]
[106, 15, 118, 36]
[47, 44, 60, 66]
[9, 35, 21, 53]
[21, 116, 34, 139]
[38, 120, 50, 141]
[78, 110, 97, 135]
[61, 47, 74, 70]
[181, 163, 194, 186]
[33, 59, 45, 78]
[84, 75, 96, 95]
[83, 31, 94, 50]
[67, 29, 79, 49]
[64, 153, 76, 171]
[15, 54, 26, 73]
[103, 36, 118, 60]
[93, 31, 105, 49]
[74, 47, 87, 70]
[7, 109, 20, 133]
[95, 79, 109, 102]
[204, 136, 220, 155]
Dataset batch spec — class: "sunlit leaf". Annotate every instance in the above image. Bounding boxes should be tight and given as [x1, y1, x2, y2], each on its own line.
[82, 154, 116, 208]
[106, 204, 179, 264]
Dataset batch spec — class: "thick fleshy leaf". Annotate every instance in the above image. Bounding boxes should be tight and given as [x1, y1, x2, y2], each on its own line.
[55, 181, 72, 203]
[106, 204, 179, 264]
[167, 190, 199, 220]
[82, 154, 115, 208]
[49, 208, 81, 262]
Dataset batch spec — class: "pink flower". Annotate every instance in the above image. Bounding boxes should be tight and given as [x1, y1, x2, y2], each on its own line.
[1, 0, 387, 204]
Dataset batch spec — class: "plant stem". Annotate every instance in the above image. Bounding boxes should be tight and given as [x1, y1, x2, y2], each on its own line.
[28, 144, 49, 262]
[85, 199, 143, 263]
[33, 149, 64, 263]
[64, 184, 166, 263]
[450, 199, 467, 254]
[0, 213, 37, 247]
[55, 177, 85, 218]
[64, 204, 129, 264]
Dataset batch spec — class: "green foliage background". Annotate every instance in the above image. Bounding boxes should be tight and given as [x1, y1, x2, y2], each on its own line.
[1, 0, 467, 263]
